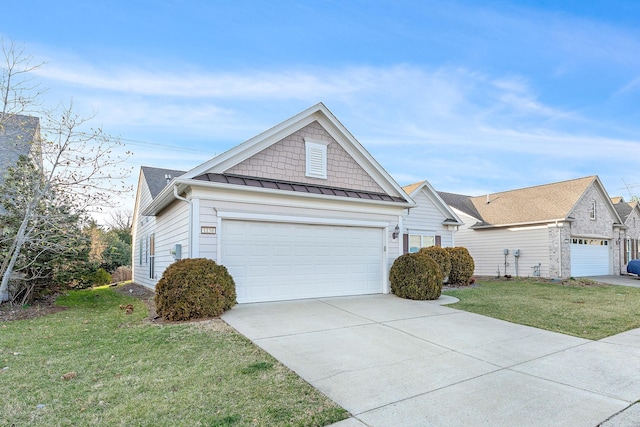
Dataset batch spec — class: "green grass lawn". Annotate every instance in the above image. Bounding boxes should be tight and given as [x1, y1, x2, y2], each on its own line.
[0, 286, 348, 427]
[443, 278, 640, 340]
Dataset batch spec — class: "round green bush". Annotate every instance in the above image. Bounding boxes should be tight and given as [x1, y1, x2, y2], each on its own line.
[155, 258, 237, 321]
[419, 246, 452, 280]
[446, 247, 475, 285]
[389, 253, 443, 300]
[91, 268, 112, 286]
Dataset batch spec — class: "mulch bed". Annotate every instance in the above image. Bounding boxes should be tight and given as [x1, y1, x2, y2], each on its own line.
[0, 282, 158, 323]
[0, 293, 67, 323]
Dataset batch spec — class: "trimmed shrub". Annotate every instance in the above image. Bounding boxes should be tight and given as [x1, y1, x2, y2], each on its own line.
[155, 258, 237, 321]
[91, 268, 112, 286]
[446, 247, 475, 285]
[389, 253, 443, 300]
[419, 246, 451, 280]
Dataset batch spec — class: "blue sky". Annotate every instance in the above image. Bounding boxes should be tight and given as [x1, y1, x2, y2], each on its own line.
[3, 0, 640, 217]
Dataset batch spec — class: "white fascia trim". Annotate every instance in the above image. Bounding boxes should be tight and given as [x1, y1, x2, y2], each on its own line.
[217, 210, 390, 228]
[472, 218, 570, 230]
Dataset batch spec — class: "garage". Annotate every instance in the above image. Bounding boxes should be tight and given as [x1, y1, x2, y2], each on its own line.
[570, 238, 610, 276]
[221, 219, 385, 303]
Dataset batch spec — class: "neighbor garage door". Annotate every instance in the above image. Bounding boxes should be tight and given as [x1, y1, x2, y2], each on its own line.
[221, 220, 384, 303]
[570, 238, 610, 276]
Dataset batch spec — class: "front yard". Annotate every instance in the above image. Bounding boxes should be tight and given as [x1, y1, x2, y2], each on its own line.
[443, 278, 640, 340]
[0, 285, 348, 426]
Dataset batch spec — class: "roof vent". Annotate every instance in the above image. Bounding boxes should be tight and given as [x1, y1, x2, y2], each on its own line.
[165, 174, 172, 185]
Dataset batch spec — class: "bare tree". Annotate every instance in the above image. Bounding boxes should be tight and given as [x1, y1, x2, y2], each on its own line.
[106, 209, 133, 231]
[0, 37, 45, 121]
[0, 40, 131, 303]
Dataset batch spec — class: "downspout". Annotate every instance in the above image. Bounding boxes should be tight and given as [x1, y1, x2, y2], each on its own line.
[174, 184, 193, 258]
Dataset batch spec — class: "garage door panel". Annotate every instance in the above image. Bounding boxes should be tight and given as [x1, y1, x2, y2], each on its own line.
[222, 220, 384, 303]
[570, 240, 610, 276]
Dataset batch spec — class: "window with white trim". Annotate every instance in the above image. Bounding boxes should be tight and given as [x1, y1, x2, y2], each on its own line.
[626, 237, 632, 264]
[305, 139, 328, 179]
[589, 200, 596, 220]
[408, 234, 435, 253]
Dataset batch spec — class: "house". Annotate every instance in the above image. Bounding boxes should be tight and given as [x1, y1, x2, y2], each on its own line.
[611, 197, 640, 273]
[439, 176, 624, 278]
[0, 113, 40, 216]
[0, 113, 40, 185]
[401, 180, 463, 253]
[132, 103, 414, 303]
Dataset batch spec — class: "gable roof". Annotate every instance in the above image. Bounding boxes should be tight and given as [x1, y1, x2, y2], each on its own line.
[402, 180, 463, 225]
[611, 197, 639, 225]
[440, 176, 622, 228]
[471, 176, 600, 226]
[437, 191, 482, 220]
[144, 103, 414, 215]
[141, 166, 186, 199]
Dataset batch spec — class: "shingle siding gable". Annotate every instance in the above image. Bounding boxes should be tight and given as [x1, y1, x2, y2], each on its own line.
[224, 121, 384, 194]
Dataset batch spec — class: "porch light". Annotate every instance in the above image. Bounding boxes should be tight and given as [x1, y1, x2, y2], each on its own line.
[392, 225, 400, 240]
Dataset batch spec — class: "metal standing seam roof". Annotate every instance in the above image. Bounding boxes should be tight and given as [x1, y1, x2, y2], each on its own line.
[194, 173, 409, 203]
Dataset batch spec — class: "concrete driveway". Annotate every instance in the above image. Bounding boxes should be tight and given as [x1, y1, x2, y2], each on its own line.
[221, 294, 640, 426]
[589, 274, 640, 288]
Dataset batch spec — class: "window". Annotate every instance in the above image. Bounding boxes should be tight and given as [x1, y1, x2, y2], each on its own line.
[305, 139, 328, 179]
[626, 237, 632, 264]
[589, 200, 596, 220]
[408, 234, 436, 253]
[149, 234, 155, 279]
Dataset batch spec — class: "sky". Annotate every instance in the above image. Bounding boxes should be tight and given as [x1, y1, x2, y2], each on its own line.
[2, 0, 640, 222]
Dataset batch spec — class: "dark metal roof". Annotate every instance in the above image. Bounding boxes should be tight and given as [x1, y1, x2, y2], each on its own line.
[194, 173, 408, 203]
[141, 166, 186, 199]
[437, 191, 482, 220]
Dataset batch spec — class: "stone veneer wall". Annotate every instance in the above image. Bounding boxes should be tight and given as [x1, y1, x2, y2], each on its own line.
[225, 121, 385, 194]
[548, 224, 571, 278]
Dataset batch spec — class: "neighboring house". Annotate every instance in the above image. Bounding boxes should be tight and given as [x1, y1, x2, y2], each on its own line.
[401, 180, 463, 253]
[0, 113, 40, 215]
[439, 176, 624, 279]
[611, 197, 640, 273]
[132, 103, 414, 303]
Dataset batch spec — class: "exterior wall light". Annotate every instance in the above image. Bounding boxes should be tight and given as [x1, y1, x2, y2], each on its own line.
[392, 225, 400, 240]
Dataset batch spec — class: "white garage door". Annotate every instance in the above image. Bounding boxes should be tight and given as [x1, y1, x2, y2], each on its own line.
[570, 239, 610, 276]
[221, 220, 384, 303]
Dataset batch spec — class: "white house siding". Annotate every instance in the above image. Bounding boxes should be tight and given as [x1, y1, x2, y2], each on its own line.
[455, 223, 551, 278]
[132, 176, 156, 287]
[151, 200, 190, 286]
[190, 186, 403, 292]
[403, 190, 456, 248]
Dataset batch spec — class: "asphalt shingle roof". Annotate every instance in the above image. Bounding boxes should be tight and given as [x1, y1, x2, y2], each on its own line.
[437, 191, 482, 220]
[438, 176, 598, 227]
[612, 197, 637, 224]
[141, 166, 186, 199]
[0, 114, 39, 184]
